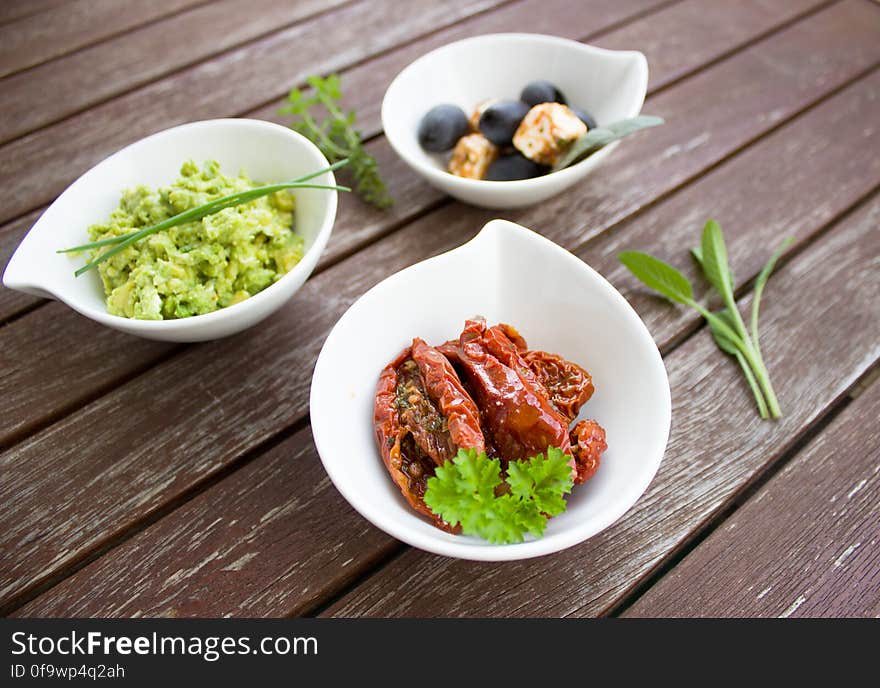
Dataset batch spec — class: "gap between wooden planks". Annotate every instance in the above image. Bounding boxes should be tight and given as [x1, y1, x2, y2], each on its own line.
[0, 0, 357, 144]
[0, 0, 515, 226]
[9, 59, 880, 617]
[621, 373, 880, 618]
[0, 0, 795, 322]
[0, 0, 70, 27]
[0, 0, 868, 444]
[0, 0, 211, 78]
[1, 0, 878, 611]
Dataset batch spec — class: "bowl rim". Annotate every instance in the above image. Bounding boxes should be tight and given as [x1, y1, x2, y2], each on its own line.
[381, 33, 648, 193]
[3, 118, 338, 333]
[310, 218, 671, 561]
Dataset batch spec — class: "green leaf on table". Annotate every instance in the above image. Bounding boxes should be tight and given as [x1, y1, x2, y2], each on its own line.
[618, 250, 694, 305]
[691, 244, 735, 290]
[707, 308, 741, 355]
[751, 236, 793, 345]
[699, 220, 736, 299]
[553, 115, 664, 171]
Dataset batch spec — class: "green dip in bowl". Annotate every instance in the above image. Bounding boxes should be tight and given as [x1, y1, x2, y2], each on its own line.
[87, 160, 303, 320]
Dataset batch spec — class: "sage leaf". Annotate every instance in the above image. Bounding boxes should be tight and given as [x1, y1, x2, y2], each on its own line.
[618, 250, 693, 305]
[699, 220, 736, 299]
[751, 237, 793, 347]
[553, 115, 664, 171]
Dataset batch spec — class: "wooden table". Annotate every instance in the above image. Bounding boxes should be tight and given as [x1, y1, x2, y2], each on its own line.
[1, 0, 878, 619]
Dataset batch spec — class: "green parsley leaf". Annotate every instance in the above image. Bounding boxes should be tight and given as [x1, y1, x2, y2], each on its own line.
[506, 446, 573, 517]
[424, 447, 573, 545]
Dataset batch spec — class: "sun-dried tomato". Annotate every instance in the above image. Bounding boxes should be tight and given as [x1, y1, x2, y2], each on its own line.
[570, 419, 607, 483]
[373, 340, 484, 531]
[523, 350, 594, 422]
[445, 317, 573, 462]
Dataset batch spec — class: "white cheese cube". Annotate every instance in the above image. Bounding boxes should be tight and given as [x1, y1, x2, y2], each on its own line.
[448, 133, 498, 180]
[513, 103, 587, 166]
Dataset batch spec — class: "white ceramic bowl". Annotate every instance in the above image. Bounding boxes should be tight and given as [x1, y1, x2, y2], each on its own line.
[311, 219, 671, 561]
[381, 34, 648, 209]
[2, 119, 338, 342]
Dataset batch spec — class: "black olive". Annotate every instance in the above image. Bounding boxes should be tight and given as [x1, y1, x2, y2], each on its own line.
[478, 100, 530, 147]
[417, 104, 470, 152]
[572, 108, 597, 129]
[520, 80, 566, 107]
[484, 153, 549, 181]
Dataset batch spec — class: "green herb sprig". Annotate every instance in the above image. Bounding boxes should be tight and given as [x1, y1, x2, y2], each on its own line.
[553, 115, 665, 171]
[424, 446, 573, 544]
[59, 160, 350, 277]
[281, 74, 392, 209]
[619, 220, 791, 419]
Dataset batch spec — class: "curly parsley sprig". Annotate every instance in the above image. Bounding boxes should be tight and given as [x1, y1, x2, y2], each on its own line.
[424, 447, 574, 544]
[280, 74, 393, 209]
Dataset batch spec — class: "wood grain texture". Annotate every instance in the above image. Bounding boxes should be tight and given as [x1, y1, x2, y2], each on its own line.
[12, 65, 880, 617]
[0, 0, 505, 226]
[621, 378, 880, 617]
[3, 0, 873, 450]
[0, 303, 176, 447]
[248, 0, 683, 134]
[0, 0, 68, 26]
[12, 424, 399, 618]
[595, 0, 831, 92]
[322, 194, 880, 618]
[0, 0, 351, 144]
[0, 0, 208, 77]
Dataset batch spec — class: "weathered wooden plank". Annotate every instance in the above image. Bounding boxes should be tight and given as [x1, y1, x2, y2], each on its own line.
[594, 0, 832, 92]
[0, 305, 176, 448]
[622, 379, 880, 618]
[12, 66, 880, 617]
[0, 0, 67, 25]
[0, 0, 506, 226]
[0, 0, 351, 145]
[0, 0, 208, 77]
[2, 0, 870, 438]
[321, 194, 880, 618]
[2, 2, 877, 611]
[250, 0, 823, 140]
[12, 425, 400, 618]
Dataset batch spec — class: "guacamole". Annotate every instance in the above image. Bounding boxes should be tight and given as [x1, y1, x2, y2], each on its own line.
[87, 160, 303, 320]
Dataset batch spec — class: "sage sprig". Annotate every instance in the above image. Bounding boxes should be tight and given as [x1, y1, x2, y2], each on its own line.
[60, 159, 350, 277]
[619, 220, 792, 419]
[553, 115, 664, 171]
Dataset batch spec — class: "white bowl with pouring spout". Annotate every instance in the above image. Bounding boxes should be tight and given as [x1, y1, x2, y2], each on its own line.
[382, 34, 648, 209]
[310, 219, 671, 561]
[2, 118, 338, 342]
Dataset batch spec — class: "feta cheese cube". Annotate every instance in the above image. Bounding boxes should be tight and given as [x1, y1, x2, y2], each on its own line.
[513, 103, 587, 166]
[448, 133, 498, 179]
